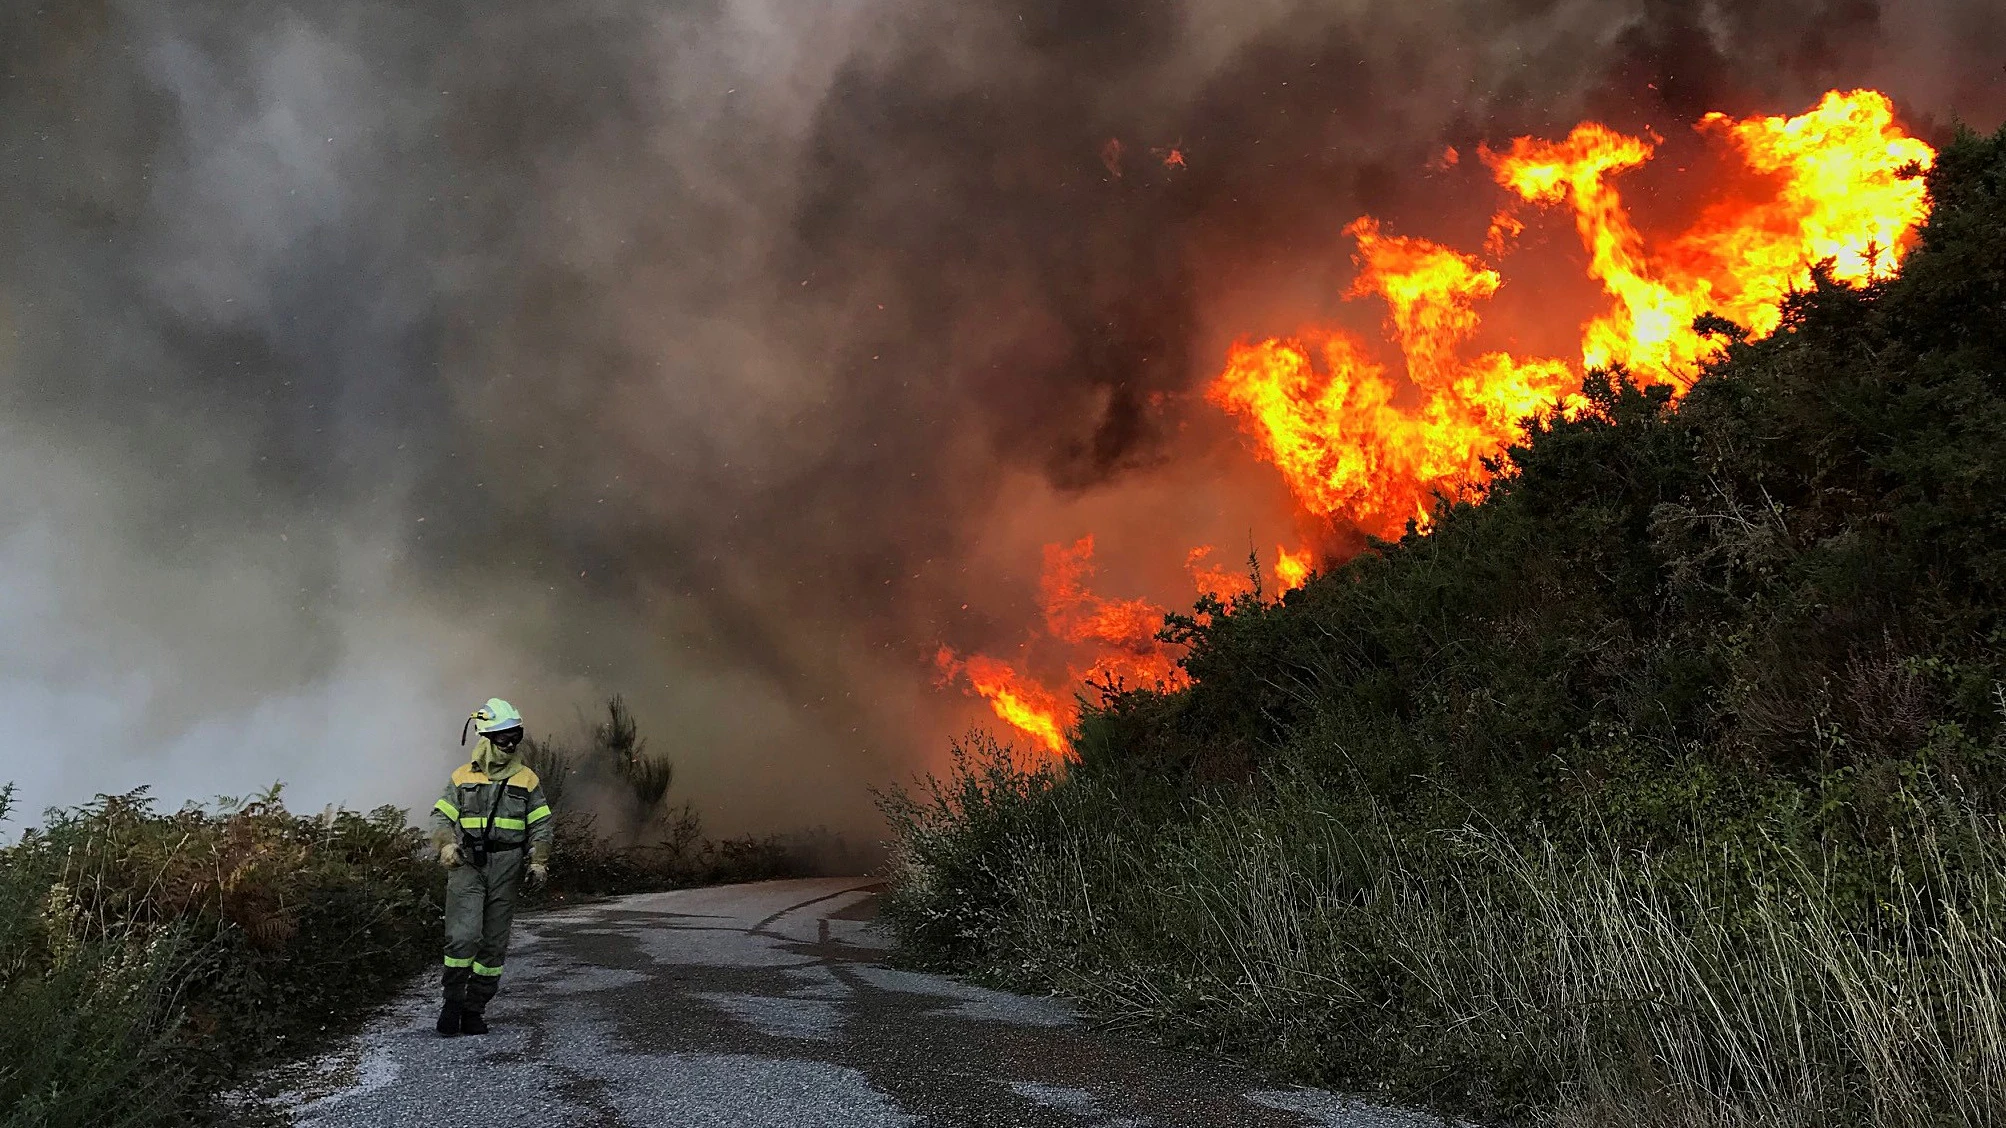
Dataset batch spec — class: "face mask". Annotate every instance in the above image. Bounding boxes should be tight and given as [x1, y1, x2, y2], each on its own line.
[474, 731, 523, 775]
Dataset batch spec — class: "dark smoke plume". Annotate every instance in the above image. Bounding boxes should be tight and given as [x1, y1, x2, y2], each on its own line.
[1, 0, 1999, 833]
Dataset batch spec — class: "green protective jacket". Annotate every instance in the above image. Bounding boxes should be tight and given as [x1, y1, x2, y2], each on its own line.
[429, 748, 554, 865]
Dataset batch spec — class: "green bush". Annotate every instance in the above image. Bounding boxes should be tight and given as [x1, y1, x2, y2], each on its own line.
[885, 123, 2006, 1128]
[878, 734, 1068, 967]
[0, 785, 440, 1128]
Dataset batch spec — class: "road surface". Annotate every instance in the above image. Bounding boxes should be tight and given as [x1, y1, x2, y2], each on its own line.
[252, 878, 1450, 1127]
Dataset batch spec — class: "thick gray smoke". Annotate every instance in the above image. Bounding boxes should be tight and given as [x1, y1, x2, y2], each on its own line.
[1, 0, 1999, 834]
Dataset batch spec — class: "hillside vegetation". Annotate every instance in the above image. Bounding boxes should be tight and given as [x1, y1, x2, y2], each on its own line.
[883, 124, 2006, 1128]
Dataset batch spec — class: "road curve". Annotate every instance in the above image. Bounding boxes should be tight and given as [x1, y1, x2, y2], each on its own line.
[250, 878, 1450, 1127]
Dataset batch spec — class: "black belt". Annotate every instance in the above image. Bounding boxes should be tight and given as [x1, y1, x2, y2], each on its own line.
[459, 835, 527, 867]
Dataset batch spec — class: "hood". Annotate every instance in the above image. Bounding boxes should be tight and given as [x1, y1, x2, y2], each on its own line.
[471, 735, 523, 778]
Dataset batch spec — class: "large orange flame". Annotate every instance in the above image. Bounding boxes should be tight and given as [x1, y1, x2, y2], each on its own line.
[947, 89, 1934, 758]
[1217, 89, 1933, 527]
[1483, 90, 1932, 381]
[935, 647, 1069, 759]
[1681, 90, 1934, 332]
[1209, 218, 1577, 538]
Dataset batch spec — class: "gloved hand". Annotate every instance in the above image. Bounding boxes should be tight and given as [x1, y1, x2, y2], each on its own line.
[527, 861, 549, 888]
[439, 842, 462, 868]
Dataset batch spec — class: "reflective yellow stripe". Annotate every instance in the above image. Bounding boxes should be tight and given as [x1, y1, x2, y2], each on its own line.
[434, 798, 460, 819]
[461, 816, 532, 832]
[472, 962, 504, 977]
[444, 956, 473, 968]
[526, 805, 552, 824]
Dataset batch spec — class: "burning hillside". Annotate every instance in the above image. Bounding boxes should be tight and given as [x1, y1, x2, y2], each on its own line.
[941, 89, 1936, 758]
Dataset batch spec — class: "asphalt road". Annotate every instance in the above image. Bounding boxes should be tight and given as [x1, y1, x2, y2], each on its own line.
[252, 878, 1451, 1127]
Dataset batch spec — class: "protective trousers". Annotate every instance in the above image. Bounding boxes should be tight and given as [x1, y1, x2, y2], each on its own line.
[442, 849, 523, 1013]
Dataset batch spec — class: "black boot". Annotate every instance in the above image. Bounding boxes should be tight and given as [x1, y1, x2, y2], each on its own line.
[460, 1010, 489, 1036]
[436, 1000, 463, 1037]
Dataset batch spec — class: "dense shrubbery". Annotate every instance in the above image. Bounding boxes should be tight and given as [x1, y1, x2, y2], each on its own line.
[884, 124, 2006, 1128]
[0, 785, 439, 1128]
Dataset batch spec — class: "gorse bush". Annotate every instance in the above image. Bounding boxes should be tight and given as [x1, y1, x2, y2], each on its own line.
[0, 785, 440, 1128]
[884, 122, 2006, 1127]
[878, 735, 1068, 964]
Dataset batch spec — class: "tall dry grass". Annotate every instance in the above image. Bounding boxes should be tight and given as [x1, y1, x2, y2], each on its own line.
[884, 747, 2006, 1126]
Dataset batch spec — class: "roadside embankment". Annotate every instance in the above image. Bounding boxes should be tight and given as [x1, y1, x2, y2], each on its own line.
[883, 124, 2006, 1128]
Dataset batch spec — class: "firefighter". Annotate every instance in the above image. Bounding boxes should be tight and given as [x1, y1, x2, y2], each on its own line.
[430, 697, 552, 1036]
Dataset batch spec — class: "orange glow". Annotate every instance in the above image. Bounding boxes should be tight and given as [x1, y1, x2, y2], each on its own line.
[1679, 89, 1934, 334]
[1189, 544, 1314, 600]
[1040, 536, 1185, 687]
[1487, 121, 1706, 376]
[1485, 88, 1933, 381]
[938, 538, 1185, 759]
[1187, 545, 1255, 602]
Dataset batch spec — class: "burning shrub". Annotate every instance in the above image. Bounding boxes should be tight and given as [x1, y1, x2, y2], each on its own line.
[945, 91, 1943, 754]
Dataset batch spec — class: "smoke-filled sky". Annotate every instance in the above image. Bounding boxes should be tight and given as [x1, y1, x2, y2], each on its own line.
[2, 0, 2000, 835]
